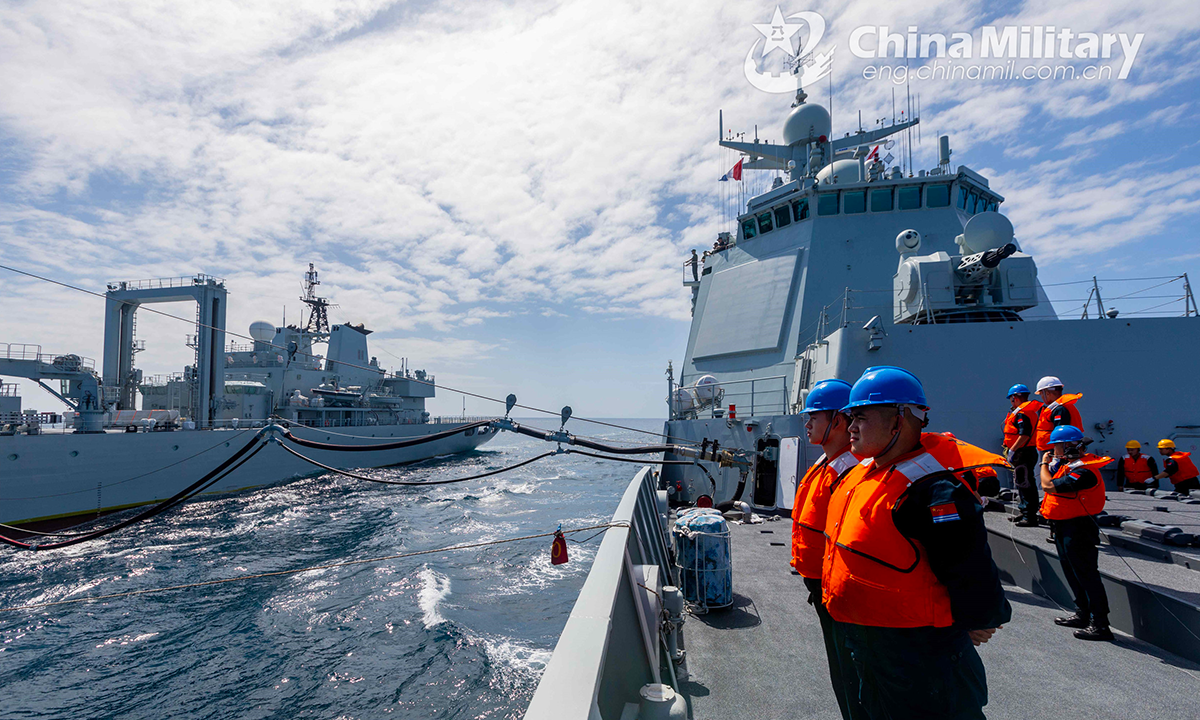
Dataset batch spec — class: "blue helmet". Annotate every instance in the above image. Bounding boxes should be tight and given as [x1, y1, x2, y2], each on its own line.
[803, 379, 852, 414]
[1048, 425, 1085, 445]
[843, 366, 928, 411]
[1007, 383, 1030, 398]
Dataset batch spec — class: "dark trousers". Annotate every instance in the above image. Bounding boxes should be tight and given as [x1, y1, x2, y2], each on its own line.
[804, 577, 867, 720]
[836, 623, 987, 720]
[1011, 447, 1039, 521]
[1052, 516, 1110, 625]
[1173, 477, 1200, 495]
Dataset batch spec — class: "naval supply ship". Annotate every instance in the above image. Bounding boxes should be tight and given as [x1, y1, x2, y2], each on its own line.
[521, 84, 1200, 718]
[0, 265, 496, 528]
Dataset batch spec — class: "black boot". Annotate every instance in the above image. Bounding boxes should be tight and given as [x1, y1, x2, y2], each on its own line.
[1055, 613, 1089, 628]
[1014, 517, 1039, 527]
[1074, 624, 1114, 641]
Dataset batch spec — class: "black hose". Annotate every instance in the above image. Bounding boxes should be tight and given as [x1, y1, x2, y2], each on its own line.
[0, 434, 268, 551]
[503, 421, 677, 455]
[281, 420, 493, 452]
[276, 442, 561, 485]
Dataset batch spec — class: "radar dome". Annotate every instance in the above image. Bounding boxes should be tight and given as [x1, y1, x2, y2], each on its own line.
[815, 158, 861, 185]
[782, 103, 832, 146]
[249, 321, 276, 343]
[959, 212, 1015, 255]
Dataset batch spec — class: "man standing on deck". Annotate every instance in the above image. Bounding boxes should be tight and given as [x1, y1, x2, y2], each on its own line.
[1039, 426, 1114, 641]
[1115, 441, 1157, 490]
[824, 366, 1012, 720]
[1002, 384, 1042, 527]
[791, 379, 864, 720]
[1033, 376, 1083, 481]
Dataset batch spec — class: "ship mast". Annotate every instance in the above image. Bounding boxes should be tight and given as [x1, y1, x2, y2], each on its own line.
[300, 263, 336, 337]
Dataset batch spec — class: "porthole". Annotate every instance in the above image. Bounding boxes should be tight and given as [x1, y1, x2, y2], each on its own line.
[8, 453, 18, 461]
[69, 450, 79, 457]
[173, 445, 180, 451]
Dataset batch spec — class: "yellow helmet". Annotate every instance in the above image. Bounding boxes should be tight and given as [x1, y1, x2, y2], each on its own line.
[1158, 439, 1176, 450]
[1125, 440, 1141, 450]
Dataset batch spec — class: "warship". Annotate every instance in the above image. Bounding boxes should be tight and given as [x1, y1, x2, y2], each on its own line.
[0, 265, 495, 528]
[522, 85, 1200, 718]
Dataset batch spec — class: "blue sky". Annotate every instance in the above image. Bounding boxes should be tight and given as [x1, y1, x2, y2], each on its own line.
[2, 0, 1199, 419]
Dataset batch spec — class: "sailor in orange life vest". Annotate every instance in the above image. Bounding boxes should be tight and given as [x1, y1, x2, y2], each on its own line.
[1003, 384, 1043, 527]
[791, 379, 865, 720]
[1152, 439, 1200, 496]
[1039, 425, 1114, 640]
[1032, 375, 1080, 463]
[1115, 440, 1157, 490]
[824, 366, 1012, 720]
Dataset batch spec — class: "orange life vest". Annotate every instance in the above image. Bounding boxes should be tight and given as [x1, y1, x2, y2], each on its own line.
[791, 448, 856, 580]
[1035, 394, 1083, 451]
[1169, 451, 1199, 484]
[1040, 454, 1111, 520]
[1122, 455, 1153, 484]
[822, 433, 1006, 628]
[1003, 400, 1042, 448]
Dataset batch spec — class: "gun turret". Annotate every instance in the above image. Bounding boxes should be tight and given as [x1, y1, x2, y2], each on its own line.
[957, 243, 1017, 283]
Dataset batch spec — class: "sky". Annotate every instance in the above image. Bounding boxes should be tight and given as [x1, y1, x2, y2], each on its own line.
[2, 0, 1200, 420]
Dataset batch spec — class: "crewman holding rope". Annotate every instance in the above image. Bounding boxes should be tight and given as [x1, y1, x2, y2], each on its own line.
[1039, 426, 1113, 641]
[1152, 439, 1200, 496]
[791, 379, 864, 720]
[823, 366, 1011, 720]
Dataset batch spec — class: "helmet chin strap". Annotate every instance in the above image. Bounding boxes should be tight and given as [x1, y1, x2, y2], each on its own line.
[877, 405, 922, 458]
[818, 411, 835, 446]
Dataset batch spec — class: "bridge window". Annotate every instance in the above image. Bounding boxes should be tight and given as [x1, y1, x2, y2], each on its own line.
[957, 186, 968, 209]
[987, 200, 999, 212]
[898, 186, 921, 210]
[967, 191, 979, 214]
[817, 193, 839, 216]
[843, 190, 866, 214]
[870, 188, 893, 212]
[926, 184, 950, 208]
[792, 198, 810, 221]
[757, 211, 774, 233]
[774, 205, 792, 229]
[741, 218, 757, 239]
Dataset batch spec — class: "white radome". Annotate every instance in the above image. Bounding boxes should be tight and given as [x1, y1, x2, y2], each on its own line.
[248, 321, 275, 343]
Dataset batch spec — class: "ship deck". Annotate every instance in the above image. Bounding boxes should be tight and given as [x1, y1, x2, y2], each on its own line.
[678, 519, 1200, 720]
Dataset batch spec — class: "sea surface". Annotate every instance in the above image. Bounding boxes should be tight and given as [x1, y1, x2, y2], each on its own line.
[0, 418, 665, 719]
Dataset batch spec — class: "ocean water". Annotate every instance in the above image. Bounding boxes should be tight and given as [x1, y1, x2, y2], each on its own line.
[0, 418, 665, 719]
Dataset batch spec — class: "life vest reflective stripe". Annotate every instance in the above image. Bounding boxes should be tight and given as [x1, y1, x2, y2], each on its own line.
[1003, 400, 1042, 448]
[1035, 394, 1083, 451]
[1170, 451, 1199, 484]
[792, 448, 855, 580]
[1041, 454, 1111, 520]
[822, 433, 1005, 628]
[1122, 455, 1153, 484]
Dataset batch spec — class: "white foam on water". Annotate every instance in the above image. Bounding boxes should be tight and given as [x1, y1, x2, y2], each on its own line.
[417, 566, 451, 628]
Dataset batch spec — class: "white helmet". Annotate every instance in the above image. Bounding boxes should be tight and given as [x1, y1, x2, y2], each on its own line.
[1036, 376, 1063, 393]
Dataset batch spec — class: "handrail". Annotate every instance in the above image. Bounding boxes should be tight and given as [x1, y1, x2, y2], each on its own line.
[524, 467, 672, 720]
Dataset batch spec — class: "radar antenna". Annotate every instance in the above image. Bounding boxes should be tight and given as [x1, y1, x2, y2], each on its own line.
[300, 263, 337, 335]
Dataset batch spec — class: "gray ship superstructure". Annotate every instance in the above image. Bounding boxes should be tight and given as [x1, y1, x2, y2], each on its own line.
[0, 265, 495, 526]
[660, 89, 1199, 512]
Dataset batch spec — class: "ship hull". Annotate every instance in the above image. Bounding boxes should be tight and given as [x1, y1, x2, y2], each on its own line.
[0, 422, 497, 525]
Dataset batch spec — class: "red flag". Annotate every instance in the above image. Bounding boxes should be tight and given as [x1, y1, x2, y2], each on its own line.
[867, 145, 879, 162]
[551, 530, 568, 565]
[731, 158, 743, 182]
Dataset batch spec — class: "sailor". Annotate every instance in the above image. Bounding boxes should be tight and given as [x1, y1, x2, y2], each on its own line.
[791, 379, 864, 720]
[1039, 426, 1114, 641]
[689, 249, 699, 282]
[1152, 439, 1200, 496]
[1033, 376, 1083, 501]
[1115, 441, 1157, 490]
[1002, 384, 1042, 527]
[824, 366, 1012, 720]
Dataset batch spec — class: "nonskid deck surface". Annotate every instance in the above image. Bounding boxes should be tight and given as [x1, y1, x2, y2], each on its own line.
[679, 521, 1200, 720]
